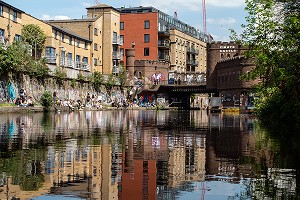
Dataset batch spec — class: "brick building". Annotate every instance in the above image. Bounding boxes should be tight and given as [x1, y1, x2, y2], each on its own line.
[119, 6, 210, 84]
[45, 4, 122, 75]
[0, 1, 92, 79]
[207, 41, 259, 107]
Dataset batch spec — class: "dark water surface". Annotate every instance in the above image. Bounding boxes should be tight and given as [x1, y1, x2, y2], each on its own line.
[0, 110, 298, 199]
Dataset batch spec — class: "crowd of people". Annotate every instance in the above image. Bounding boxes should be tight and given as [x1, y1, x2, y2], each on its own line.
[14, 89, 34, 107]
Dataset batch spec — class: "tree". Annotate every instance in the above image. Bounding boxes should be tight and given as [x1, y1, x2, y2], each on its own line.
[92, 71, 103, 91]
[118, 65, 128, 90]
[230, 0, 300, 125]
[21, 24, 46, 59]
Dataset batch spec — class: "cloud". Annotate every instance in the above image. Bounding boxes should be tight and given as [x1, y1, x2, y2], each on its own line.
[207, 17, 237, 25]
[41, 15, 70, 20]
[140, 0, 244, 12]
[82, 2, 92, 7]
[206, 0, 245, 8]
[210, 34, 231, 42]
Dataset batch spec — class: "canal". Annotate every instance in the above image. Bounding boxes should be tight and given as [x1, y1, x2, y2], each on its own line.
[0, 110, 298, 199]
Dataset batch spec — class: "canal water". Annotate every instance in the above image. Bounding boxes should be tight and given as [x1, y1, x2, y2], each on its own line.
[0, 110, 298, 199]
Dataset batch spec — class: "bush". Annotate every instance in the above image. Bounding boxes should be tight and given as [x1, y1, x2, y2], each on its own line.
[40, 91, 53, 112]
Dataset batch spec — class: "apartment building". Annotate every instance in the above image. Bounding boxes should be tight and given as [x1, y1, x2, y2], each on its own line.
[0, 0, 23, 45]
[119, 6, 210, 83]
[0, 1, 92, 78]
[46, 4, 122, 75]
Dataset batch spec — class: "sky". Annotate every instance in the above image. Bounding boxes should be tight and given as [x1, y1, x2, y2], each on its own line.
[3, 0, 248, 42]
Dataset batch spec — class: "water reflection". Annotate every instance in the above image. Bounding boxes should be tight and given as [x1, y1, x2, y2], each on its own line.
[0, 110, 298, 199]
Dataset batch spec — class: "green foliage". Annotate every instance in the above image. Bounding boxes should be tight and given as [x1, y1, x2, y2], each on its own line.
[92, 71, 103, 91]
[70, 79, 76, 88]
[53, 67, 66, 85]
[105, 74, 115, 93]
[21, 24, 46, 59]
[40, 91, 53, 112]
[0, 41, 32, 75]
[29, 57, 50, 79]
[118, 65, 127, 89]
[77, 73, 85, 82]
[230, 0, 300, 125]
[0, 41, 49, 78]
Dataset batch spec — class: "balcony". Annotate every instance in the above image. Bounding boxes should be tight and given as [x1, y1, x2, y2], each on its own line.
[158, 53, 170, 61]
[45, 56, 57, 64]
[112, 36, 124, 46]
[112, 51, 122, 60]
[112, 66, 120, 74]
[63, 59, 75, 68]
[158, 29, 170, 36]
[75, 62, 90, 71]
[158, 40, 170, 49]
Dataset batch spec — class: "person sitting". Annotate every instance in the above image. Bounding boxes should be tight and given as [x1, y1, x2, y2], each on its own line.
[27, 96, 34, 107]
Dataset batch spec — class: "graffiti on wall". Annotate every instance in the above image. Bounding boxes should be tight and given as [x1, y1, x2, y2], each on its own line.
[151, 72, 165, 84]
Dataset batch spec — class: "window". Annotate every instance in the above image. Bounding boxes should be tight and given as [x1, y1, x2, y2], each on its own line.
[94, 43, 98, 50]
[144, 34, 150, 43]
[67, 52, 72, 61]
[0, 29, 5, 44]
[94, 58, 98, 66]
[12, 11, 17, 22]
[0, 5, 3, 16]
[113, 32, 117, 43]
[84, 42, 87, 49]
[61, 33, 64, 42]
[120, 35, 124, 45]
[120, 48, 124, 57]
[45, 47, 56, 63]
[120, 22, 124, 30]
[94, 28, 98, 35]
[82, 57, 88, 63]
[0, 29, 4, 37]
[54, 30, 58, 39]
[14, 34, 21, 41]
[69, 36, 72, 45]
[144, 48, 149, 56]
[76, 40, 80, 47]
[144, 20, 150, 29]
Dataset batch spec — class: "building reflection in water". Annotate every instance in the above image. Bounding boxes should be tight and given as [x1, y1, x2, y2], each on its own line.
[0, 110, 297, 199]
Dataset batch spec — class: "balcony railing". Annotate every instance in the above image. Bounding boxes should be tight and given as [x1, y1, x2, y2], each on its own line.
[158, 40, 170, 48]
[112, 37, 124, 45]
[158, 53, 170, 61]
[46, 56, 57, 64]
[75, 62, 90, 70]
[112, 51, 122, 60]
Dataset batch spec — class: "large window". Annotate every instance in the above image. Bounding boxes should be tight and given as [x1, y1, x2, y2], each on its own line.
[144, 20, 150, 29]
[113, 32, 117, 43]
[0, 29, 4, 37]
[144, 48, 150, 56]
[0, 29, 4, 44]
[45, 47, 56, 63]
[120, 35, 124, 45]
[94, 28, 98, 35]
[82, 57, 88, 63]
[12, 11, 17, 22]
[144, 34, 150, 43]
[94, 43, 98, 50]
[0, 5, 3, 16]
[14, 34, 21, 41]
[120, 22, 124, 30]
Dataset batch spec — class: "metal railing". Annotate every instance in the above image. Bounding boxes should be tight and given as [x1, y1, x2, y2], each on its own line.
[158, 53, 170, 61]
[112, 51, 122, 60]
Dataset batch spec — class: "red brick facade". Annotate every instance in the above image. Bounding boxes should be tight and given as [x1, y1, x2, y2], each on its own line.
[120, 12, 159, 65]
